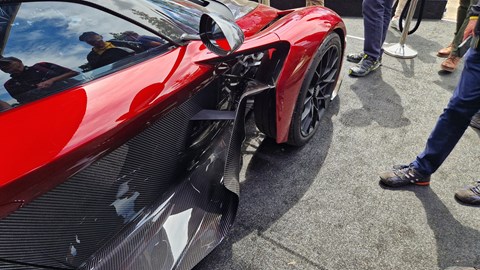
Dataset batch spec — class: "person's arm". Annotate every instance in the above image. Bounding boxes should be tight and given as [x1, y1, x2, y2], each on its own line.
[34, 62, 79, 89]
[36, 70, 78, 89]
[463, 0, 480, 40]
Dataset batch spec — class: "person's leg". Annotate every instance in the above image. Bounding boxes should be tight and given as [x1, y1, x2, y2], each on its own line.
[413, 49, 480, 175]
[441, 0, 476, 71]
[381, 0, 395, 45]
[363, 0, 393, 60]
[391, 0, 407, 31]
[456, 0, 473, 34]
[349, 0, 394, 77]
[394, 0, 408, 18]
[452, 5, 474, 53]
[380, 49, 480, 188]
[438, 0, 472, 57]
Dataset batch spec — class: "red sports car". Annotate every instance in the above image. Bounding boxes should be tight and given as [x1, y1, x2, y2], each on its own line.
[0, 0, 345, 269]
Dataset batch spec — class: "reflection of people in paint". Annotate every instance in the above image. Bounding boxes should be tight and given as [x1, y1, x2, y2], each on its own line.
[0, 56, 78, 104]
[114, 31, 165, 52]
[79, 31, 134, 70]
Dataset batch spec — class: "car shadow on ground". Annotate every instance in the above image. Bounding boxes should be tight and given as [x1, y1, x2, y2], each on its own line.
[379, 184, 480, 269]
[194, 96, 340, 270]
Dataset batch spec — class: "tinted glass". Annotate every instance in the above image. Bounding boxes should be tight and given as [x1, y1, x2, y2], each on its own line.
[147, 0, 257, 28]
[0, 2, 169, 111]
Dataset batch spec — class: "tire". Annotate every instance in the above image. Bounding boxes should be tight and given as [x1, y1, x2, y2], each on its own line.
[287, 32, 342, 146]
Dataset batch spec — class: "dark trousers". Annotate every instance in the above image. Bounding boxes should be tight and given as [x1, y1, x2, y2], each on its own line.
[412, 48, 480, 176]
[362, 0, 394, 60]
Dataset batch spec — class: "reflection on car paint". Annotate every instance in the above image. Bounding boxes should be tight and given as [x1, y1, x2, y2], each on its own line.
[0, 1, 346, 269]
[111, 185, 141, 224]
[163, 208, 193, 262]
[0, 1, 170, 109]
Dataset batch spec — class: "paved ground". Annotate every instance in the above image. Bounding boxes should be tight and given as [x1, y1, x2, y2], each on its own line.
[194, 17, 480, 270]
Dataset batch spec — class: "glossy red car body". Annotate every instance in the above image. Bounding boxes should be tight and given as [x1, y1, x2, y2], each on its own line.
[0, 1, 345, 269]
[0, 4, 345, 218]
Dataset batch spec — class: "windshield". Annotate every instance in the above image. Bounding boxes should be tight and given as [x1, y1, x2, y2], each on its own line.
[145, 0, 258, 33]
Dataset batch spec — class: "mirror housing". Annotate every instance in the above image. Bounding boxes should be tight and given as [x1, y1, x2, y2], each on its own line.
[181, 13, 244, 56]
[199, 13, 244, 56]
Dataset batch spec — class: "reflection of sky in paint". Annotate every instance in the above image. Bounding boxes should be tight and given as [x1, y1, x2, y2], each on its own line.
[0, 2, 163, 103]
[163, 209, 192, 262]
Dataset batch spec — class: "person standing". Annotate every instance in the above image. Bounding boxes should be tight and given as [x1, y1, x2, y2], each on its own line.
[347, 0, 395, 77]
[390, 0, 408, 31]
[379, 1, 480, 208]
[0, 56, 78, 104]
[437, 0, 478, 72]
[79, 31, 134, 70]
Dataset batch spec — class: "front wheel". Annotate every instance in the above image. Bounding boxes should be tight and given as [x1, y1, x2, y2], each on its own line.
[287, 32, 342, 146]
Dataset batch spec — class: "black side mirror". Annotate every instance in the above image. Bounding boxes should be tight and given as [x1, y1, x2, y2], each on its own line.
[198, 13, 244, 56]
[181, 13, 244, 56]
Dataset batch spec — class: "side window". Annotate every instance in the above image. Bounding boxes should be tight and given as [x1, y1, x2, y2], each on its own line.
[0, 2, 168, 111]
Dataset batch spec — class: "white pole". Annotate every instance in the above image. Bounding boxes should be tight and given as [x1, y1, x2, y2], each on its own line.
[384, 0, 419, 59]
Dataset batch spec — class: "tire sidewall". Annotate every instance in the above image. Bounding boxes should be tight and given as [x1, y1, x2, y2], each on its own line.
[288, 32, 341, 146]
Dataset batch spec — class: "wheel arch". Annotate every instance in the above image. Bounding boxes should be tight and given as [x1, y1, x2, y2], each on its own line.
[271, 10, 346, 143]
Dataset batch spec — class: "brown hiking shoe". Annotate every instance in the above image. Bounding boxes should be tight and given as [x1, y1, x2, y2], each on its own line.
[441, 55, 461, 72]
[437, 43, 453, 58]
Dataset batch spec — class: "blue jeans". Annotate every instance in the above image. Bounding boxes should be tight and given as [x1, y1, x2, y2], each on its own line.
[362, 0, 394, 60]
[412, 49, 480, 176]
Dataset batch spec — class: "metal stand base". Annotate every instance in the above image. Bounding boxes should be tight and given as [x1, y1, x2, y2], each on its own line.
[384, 43, 418, 59]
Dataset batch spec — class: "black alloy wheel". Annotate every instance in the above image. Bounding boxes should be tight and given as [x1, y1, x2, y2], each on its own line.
[301, 40, 340, 136]
[288, 32, 342, 146]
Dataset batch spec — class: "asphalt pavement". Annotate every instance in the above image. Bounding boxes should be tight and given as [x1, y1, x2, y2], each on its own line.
[194, 18, 480, 270]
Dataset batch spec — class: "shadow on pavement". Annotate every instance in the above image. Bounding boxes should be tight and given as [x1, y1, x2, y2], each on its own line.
[417, 188, 480, 269]
[379, 183, 480, 269]
[194, 96, 340, 270]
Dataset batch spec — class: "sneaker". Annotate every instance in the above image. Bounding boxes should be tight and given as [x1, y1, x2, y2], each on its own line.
[390, 17, 400, 31]
[470, 112, 480, 130]
[346, 52, 365, 63]
[454, 181, 480, 205]
[379, 164, 431, 187]
[348, 55, 381, 77]
[437, 43, 454, 58]
[440, 54, 461, 72]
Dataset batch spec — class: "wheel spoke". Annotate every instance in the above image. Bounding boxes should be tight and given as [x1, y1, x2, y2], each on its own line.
[301, 110, 313, 134]
[316, 83, 328, 94]
[298, 42, 340, 138]
[316, 94, 331, 102]
[311, 70, 321, 87]
[301, 98, 313, 120]
[322, 68, 338, 83]
[304, 92, 313, 105]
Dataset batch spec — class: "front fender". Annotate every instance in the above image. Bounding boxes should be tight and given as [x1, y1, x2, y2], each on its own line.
[268, 7, 346, 143]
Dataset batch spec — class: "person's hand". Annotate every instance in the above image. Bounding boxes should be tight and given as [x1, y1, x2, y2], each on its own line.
[464, 18, 478, 40]
[37, 79, 54, 89]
